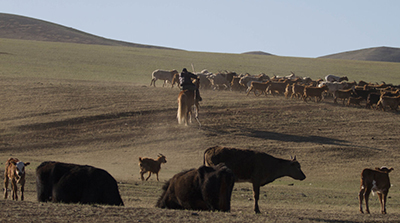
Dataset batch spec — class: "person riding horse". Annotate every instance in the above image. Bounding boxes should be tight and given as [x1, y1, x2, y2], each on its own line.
[179, 68, 202, 101]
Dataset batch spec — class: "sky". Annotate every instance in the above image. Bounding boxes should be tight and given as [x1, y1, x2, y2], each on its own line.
[1, 0, 399, 58]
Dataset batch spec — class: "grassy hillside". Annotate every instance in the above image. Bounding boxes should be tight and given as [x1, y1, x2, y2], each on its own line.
[1, 38, 400, 84]
[320, 46, 400, 63]
[0, 13, 175, 50]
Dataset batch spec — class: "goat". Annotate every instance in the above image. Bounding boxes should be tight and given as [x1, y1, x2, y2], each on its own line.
[138, 154, 167, 181]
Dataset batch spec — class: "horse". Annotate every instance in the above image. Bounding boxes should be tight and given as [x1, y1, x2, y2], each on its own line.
[177, 79, 200, 126]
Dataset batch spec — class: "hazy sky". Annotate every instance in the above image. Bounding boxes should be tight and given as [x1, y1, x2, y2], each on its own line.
[2, 0, 399, 58]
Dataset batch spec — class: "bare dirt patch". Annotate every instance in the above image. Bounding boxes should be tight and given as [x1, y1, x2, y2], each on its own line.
[1, 76, 400, 222]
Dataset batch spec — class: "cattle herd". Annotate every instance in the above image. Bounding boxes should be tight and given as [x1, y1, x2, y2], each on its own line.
[2, 69, 398, 216]
[3, 145, 394, 215]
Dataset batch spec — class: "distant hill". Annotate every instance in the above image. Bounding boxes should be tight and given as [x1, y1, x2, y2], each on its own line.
[242, 51, 274, 56]
[0, 13, 177, 50]
[319, 46, 400, 63]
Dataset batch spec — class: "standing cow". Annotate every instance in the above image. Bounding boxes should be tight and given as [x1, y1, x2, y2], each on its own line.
[4, 158, 30, 201]
[36, 161, 124, 206]
[203, 146, 306, 214]
[156, 163, 235, 212]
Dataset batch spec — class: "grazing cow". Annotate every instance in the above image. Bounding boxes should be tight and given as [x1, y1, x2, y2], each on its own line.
[150, 69, 179, 87]
[347, 96, 364, 107]
[376, 95, 400, 111]
[325, 74, 348, 82]
[333, 89, 353, 104]
[36, 161, 124, 206]
[139, 154, 167, 181]
[203, 146, 306, 214]
[359, 167, 393, 214]
[156, 164, 235, 212]
[4, 158, 30, 201]
[303, 85, 328, 102]
[246, 81, 270, 96]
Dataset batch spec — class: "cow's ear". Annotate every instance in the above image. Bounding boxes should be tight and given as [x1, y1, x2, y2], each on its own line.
[24, 162, 30, 166]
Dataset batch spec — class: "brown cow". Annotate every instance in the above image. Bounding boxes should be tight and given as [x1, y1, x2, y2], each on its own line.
[156, 163, 235, 212]
[139, 154, 167, 181]
[203, 146, 306, 213]
[4, 158, 30, 201]
[359, 166, 393, 214]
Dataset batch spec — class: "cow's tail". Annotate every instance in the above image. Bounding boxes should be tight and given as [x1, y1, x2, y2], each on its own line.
[177, 94, 188, 125]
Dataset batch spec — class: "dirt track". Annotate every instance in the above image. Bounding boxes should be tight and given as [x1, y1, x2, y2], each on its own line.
[1, 76, 400, 222]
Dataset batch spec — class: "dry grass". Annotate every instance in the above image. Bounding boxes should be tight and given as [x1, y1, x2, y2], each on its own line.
[1, 76, 400, 222]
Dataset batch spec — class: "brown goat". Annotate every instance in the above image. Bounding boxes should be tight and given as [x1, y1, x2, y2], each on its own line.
[303, 85, 328, 102]
[359, 166, 393, 214]
[4, 158, 30, 201]
[138, 154, 167, 181]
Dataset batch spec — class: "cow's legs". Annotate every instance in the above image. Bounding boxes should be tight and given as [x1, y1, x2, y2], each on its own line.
[11, 179, 17, 200]
[364, 188, 371, 214]
[359, 187, 365, 213]
[378, 192, 388, 214]
[20, 184, 24, 201]
[252, 183, 261, 214]
[145, 172, 152, 181]
[156, 173, 159, 182]
[3, 176, 8, 199]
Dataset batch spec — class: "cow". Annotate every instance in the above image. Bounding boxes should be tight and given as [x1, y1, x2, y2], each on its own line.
[376, 95, 400, 111]
[138, 154, 167, 181]
[325, 74, 348, 82]
[156, 163, 235, 212]
[36, 161, 124, 206]
[150, 69, 179, 87]
[4, 158, 30, 201]
[359, 166, 393, 214]
[203, 146, 306, 214]
[303, 85, 328, 102]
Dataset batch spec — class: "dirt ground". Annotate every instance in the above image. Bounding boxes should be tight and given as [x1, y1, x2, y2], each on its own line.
[1, 76, 400, 222]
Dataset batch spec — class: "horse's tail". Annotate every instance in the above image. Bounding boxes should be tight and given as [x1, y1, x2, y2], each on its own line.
[177, 93, 188, 125]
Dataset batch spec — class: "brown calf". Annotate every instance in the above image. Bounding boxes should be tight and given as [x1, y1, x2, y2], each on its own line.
[4, 158, 30, 201]
[139, 154, 167, 181]
[359, 166, 393, 214]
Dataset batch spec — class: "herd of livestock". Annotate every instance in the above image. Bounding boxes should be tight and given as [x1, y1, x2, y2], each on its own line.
[3, 69, 398, 217]
[150, 69, 400, 111]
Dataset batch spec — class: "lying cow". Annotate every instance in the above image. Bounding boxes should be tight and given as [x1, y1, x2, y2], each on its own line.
[4, 158, 30, 201]
[203, 146, 306, 213]
[36, 161, 124, 206]
[156, 163, 235, 212]
[359, 166, 393, 214]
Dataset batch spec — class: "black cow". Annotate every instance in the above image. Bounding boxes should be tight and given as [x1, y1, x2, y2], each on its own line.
[36, 161, 124, 206]
[156, 163, 235, 212]
[204, 146, 306, 213]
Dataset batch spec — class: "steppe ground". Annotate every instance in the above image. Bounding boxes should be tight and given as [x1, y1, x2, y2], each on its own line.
[1, 76, 400, 222]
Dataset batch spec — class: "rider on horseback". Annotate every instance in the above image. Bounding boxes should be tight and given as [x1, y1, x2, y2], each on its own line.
[179, 68, 202, 101]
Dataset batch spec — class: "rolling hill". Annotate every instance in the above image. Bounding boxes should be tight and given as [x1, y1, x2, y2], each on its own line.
[0, 13, 176, 50]
[319, 46, 400, 63]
